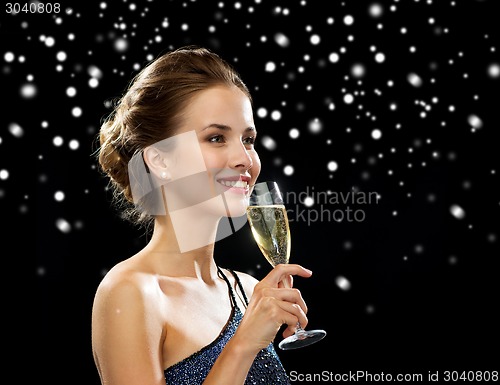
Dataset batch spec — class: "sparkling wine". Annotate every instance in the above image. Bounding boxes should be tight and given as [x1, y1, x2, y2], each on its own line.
[246, 205, 290, 267]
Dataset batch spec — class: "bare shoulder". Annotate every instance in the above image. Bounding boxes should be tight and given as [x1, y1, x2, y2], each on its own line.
[96, 260, 141, 293]
[93, 259, 153, 315]
[91, 258, 166, 380]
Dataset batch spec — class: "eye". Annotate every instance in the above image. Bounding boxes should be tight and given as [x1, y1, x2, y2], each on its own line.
[243, 136, 256, 146]
[208, 135, 225, 144]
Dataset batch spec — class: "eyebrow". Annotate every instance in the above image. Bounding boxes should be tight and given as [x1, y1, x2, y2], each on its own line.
[202, 123, 256, 134]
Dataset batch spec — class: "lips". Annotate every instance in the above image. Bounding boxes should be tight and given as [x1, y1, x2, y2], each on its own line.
[217, 175, 251, 193]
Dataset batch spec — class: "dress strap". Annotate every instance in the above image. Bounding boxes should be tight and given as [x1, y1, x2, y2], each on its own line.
[227, 269, 249, 307]
[216, 266, 238, 308]
[216, 266, 250, 308]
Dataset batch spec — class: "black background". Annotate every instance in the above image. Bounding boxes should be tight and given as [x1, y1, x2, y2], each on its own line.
[2, 0, 499, 383]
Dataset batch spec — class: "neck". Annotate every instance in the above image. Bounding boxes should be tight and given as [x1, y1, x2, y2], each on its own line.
[142, 214, 219, 279]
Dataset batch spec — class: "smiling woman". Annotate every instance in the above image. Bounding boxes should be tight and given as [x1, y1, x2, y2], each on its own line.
[91, 46, 314, 385]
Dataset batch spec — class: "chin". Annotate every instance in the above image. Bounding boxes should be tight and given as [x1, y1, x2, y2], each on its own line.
[222, 193, 249, 218]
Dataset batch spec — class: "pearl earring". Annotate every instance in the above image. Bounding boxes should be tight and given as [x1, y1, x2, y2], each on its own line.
[160, 171, 168, 180]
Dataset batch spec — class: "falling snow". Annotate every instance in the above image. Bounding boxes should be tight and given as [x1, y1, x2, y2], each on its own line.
[3, 0, 497, 377]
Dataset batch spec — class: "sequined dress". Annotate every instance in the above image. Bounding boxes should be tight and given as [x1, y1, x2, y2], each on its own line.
[164, 267, 291, 384]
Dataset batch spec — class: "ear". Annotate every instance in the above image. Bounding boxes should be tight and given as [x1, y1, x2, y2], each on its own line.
[143, 146, 171, 181]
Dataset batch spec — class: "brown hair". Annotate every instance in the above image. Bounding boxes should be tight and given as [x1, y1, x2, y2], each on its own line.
[96, 45, 252, 228]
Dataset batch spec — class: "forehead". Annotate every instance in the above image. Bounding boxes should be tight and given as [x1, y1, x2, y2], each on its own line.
[182, 85, 254, 129]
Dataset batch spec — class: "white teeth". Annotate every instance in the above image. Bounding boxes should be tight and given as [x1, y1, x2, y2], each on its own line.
[219, 180, 248, 188]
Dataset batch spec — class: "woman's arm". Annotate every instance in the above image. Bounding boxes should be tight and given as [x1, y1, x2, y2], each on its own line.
[92, 274, 166, 385]
[92, 264, 311, 385]
[203, 264, 312, 385]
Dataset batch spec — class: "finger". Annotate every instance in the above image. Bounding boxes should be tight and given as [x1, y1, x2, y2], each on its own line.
[277, 274, 293, 289]
[278, 302, 309, 339]
[276, 301, 309, 331]
[262, 264, 312, 286]
[261, 287, 308, 314]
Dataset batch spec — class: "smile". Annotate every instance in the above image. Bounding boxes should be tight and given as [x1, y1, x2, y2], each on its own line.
[218, 180, 248, 188]
[217, 175, 251, 194]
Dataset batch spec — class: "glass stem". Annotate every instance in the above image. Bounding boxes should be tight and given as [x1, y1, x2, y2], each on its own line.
[281, 274, 305, 334]
[295, 323, 306, 334]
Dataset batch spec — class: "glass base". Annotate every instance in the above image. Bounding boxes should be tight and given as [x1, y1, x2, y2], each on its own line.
[278, 329, 327, 350]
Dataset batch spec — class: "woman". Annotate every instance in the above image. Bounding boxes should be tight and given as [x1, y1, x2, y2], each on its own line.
[91, 45, 312, 385]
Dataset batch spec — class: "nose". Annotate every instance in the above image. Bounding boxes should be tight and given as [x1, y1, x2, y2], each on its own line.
[229, 140, 253, 171]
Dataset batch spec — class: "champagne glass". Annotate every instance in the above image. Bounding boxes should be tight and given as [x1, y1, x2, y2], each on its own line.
[246, 181, 326, 350]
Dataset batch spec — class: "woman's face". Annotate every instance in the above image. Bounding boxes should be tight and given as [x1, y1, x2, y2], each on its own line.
[165, 85, 261, 218]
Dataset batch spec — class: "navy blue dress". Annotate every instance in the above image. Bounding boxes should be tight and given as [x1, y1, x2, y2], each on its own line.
[164, 267, 291, 384]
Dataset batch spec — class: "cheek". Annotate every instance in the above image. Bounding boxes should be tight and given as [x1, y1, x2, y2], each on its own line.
[250, 151, 261, 180]
[201, 150, 225, 171]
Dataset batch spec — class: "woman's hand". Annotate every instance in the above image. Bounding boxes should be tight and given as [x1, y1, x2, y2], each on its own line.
[233, 263, 312, 352]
